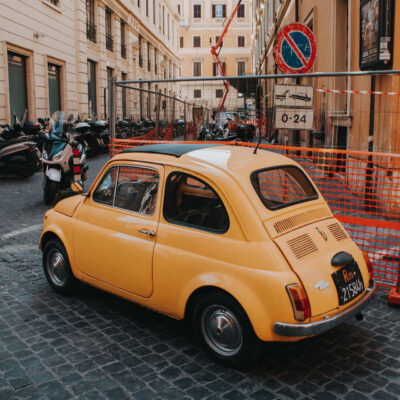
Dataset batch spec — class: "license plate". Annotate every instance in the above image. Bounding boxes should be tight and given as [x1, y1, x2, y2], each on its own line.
[331, 263, 365, 305]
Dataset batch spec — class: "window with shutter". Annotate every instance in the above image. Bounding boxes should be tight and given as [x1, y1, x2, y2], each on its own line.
[193, 36, 201, 47]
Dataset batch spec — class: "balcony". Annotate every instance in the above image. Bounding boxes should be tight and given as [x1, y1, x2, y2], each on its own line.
[86, 23, 96, 43]
[121, 43, 127, 59]
[106, 34, 113, 51]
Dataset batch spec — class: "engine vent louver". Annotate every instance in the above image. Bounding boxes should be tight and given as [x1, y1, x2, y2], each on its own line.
[287, 234, 318, 259]
[274, 208, 331, 234]
[327, 222, 347, 241]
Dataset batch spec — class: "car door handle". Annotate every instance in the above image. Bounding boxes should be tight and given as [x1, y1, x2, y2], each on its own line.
[138, 229, 156, 237]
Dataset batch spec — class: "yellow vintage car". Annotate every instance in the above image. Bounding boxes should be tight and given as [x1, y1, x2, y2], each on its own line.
[40, 143, 376, 366]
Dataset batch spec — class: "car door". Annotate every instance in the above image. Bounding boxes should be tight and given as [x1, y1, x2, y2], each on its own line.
[74, 162, 163, 297]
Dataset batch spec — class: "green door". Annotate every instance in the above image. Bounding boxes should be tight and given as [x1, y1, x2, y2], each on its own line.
[48, 63, 61, 116]
[8, 52, 27, 123]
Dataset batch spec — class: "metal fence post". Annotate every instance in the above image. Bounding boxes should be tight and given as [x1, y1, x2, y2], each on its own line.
[184, 101, 187, 140]
[109, 76, 117, 139]
[172, 93, 176, 124]
[104, 88, 107, 119]
[155, 89, 161, 140]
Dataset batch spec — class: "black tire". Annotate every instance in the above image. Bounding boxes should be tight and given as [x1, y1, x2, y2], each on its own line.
[17, 154, 36, 177]
[44, 177, 59, 205]
[42, 238, 79, 295]
[191, 292, 260, 367]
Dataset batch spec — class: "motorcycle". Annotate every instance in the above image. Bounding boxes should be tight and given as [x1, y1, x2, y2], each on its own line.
[213, 123, 237, 141]
[198, 123, 237, 142]
[236, 124, 255, 142]
[0, 113, 41, 177]
[41, 113, 88, 204]
[90, 119, 110, 153]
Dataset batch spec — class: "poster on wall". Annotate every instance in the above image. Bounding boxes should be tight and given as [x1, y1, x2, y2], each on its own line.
[360, 0, 394, 70]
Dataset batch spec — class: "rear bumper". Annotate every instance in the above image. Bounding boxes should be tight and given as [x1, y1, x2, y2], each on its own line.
[274, 279, 376, 337]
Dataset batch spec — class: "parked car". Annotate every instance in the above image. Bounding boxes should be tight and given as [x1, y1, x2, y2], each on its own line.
[39, 143, 375, 366]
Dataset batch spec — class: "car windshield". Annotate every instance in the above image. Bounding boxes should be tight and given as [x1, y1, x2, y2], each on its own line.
[251, 166, 318, 210]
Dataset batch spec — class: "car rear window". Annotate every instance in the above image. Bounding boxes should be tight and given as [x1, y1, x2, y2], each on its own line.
[251, 166, 318, 210]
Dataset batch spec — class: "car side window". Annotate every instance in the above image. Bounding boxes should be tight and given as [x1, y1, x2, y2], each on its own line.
[93, 167, 118, 205]
[164, 172, 229, 233]
[114, 166, 159, 215]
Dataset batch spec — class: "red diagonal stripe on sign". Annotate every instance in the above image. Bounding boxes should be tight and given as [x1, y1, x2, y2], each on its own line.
[283, 31, 309, 68]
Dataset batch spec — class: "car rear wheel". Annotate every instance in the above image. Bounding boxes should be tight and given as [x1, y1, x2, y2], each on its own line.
[192, 292, 260, 367]
[43, 239, 79, 295]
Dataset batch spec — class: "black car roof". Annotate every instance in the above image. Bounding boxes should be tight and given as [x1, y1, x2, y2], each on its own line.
[120, 143, 222, 157]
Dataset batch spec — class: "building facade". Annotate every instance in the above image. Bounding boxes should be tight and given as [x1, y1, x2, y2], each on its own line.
[0, 0, 181, 124]
[252, 0, 400, 154]
[178, 0, 252, 114]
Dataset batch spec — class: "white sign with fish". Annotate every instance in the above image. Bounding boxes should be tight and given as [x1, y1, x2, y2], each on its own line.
[273, 84, 314, 108]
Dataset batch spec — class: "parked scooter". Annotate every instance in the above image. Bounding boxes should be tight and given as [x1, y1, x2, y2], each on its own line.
[198, 122, 237, 141]
[90, 119, 109, 153]
[41, 113, 88, 204]
[0, 114, 41, 177]
[0, 131, 40, 177]
[236, 124, 255, 142]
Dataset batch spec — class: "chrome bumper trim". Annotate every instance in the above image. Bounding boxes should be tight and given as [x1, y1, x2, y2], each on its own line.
[274, 279, 376, 337]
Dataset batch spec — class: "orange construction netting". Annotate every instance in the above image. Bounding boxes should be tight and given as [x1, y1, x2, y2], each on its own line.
[109, 138, 400, 293]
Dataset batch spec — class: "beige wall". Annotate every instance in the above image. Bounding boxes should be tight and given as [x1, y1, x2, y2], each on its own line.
[178, 0, 252, 113]
[0, 0, 77, 122]
[0, 0, 181, 124]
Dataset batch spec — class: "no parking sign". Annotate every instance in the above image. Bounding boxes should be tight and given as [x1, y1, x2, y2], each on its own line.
[274, 23, 317, 74]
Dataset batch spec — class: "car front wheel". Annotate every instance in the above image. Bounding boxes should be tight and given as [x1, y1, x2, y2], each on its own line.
[192, 292, 260, 367]
[43, 239, 79, 295]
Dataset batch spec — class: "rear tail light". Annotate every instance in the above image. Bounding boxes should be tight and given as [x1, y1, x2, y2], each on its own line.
[72, 148, 80, 157]
[286, 284, 311, 321]
[73, 166, 81, 174]
[362, 251, 373, 279]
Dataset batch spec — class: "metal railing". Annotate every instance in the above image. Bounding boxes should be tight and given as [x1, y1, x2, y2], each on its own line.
[106, 34, 113, 51]
[121, 43, 126, 59]
[86, 23, 96, 43]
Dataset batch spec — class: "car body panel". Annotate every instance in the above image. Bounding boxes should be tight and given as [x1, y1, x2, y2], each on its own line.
[54, 195, 84, 217]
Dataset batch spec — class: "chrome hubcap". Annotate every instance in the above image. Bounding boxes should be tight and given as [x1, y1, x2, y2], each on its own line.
[201, 305, 243, 356]
[47, 249, 67, 286]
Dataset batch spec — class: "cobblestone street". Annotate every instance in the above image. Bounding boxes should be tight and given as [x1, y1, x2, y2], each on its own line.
[0, 156, 399, 400]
